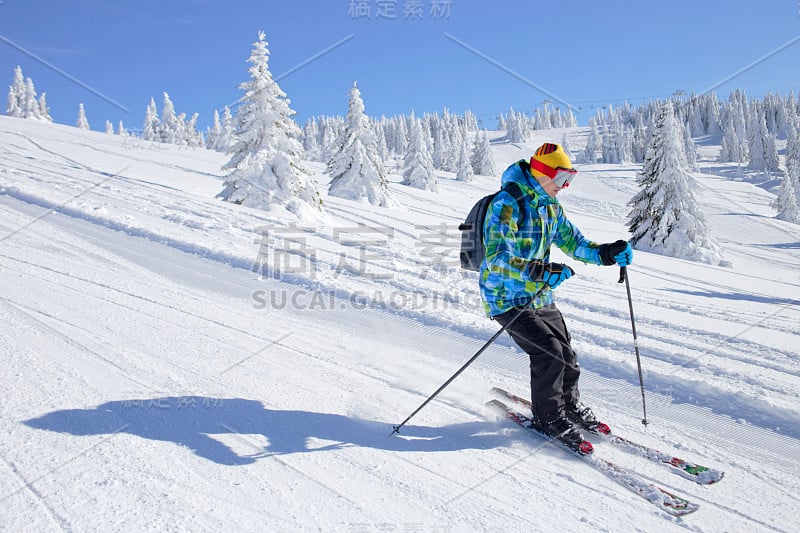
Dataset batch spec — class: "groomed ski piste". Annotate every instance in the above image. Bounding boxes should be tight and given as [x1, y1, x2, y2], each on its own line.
[1, 115, 799, 532]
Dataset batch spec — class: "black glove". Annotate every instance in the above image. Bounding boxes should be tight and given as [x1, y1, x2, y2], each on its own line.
[599, 240, 633, 266]
[528, 261, 575, 289]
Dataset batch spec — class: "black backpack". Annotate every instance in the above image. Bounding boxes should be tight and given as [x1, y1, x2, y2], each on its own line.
[458, 181, 527, 271]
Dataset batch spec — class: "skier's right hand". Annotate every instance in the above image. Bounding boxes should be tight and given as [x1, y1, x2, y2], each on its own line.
[528, 261, 574, 289]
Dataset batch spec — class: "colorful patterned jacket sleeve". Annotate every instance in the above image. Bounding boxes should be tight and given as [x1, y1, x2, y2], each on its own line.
[552, 204, 603, 265]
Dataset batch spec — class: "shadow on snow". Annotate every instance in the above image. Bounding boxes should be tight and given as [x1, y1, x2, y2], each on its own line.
[24, 397, 509, 466]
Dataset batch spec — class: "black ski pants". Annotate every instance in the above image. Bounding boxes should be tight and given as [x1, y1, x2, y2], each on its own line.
[495, 304, 580, 423]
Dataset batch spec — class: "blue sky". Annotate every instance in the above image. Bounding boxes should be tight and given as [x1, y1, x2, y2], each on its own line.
[2, 0, 800, 132]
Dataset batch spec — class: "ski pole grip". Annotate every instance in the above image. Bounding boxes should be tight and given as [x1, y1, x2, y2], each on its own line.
[618, 266, 626, 284]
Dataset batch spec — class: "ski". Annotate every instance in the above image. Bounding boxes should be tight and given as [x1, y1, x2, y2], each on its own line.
[491, 387, 724, 485]
[487, 398, 700, 517]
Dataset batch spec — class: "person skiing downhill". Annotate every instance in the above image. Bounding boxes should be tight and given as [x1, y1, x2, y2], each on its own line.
[481, 143, 633, 450]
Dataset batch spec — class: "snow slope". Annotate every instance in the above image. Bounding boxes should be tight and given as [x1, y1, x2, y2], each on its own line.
[1, 116, 799, 532]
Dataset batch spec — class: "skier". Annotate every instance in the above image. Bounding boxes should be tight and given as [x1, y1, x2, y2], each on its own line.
[481, 143, 633, 448]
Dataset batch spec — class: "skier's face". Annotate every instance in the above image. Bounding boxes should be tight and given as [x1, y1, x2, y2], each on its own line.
[534, 174, 564, 197]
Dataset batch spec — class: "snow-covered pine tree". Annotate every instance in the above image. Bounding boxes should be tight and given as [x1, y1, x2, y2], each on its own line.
[401, 114, 438, 192]
[105, 120, 114, 134]
[471, 130, 496, 175]
[23, 78, 42, 120]
[631, 122, 648, 163]
[142, 97, 160, 141]
[328, 82, 396, 207]
[584, 119, 600, 164]
[687, 96, 705, 136]
[206, 109, 222, 151]
[748, 107, 780, 172]
[302, 118, 320, 161]
[76, 103, 90, 130]
[117, 120, 127, 137]
[774, 122, 800, 223]
[627, 101, 729, 266]
[6, 66, 25, 117]
[432, 125, 449, 171]
[455, 124, 474, 182]
[682, 121, 698, 170]
[505, 109, 528, 143]
[497, 113, 507, 131]
[374, 119, 389, 161]
[220, 31, 321, 215]
[719, 106, 746, 164]
[218, 106, 235, 152]
[184, 112, 202, 147]
[38, 93, 52, 123]
[160, 92, 181, 144]
[560, 133, 573, 161]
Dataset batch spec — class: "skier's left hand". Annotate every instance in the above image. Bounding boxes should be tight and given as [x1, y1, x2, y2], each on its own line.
[599, 240, 633, 267]
[528, 261, 574, 289]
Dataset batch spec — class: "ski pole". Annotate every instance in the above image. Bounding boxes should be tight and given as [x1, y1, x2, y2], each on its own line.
[618, 266, 649, 427]
[390, 303, 529, 436]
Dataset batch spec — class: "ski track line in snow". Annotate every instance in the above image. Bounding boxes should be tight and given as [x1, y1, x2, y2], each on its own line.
[0, 234, 396, 405]
[0, 297, 158, 394]
[0, 260, 336, 411]
[569, 268, 800, 333]
[695, 176, 800, 244]
[638, 263, 800, 303]
[0, 423, 132, 532]
[0, 452, 72, 532]
[0, 255, 303, 404]
[563, 301, 800, 387]
[16, 132, 222, 184]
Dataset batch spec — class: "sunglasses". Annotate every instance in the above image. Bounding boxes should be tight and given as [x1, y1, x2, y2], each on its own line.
[530, 158, 577, 188]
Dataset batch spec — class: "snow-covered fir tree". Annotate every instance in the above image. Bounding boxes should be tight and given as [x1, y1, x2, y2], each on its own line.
[206, 109, 222, 151]
[217, 106, 235, 152]
[5, 66, 46, 121]
[142, 97, 160, 141]
[747, 108, 780, 172]
[117, 120, 127, 137]
[37, 93, 52, 123]
[23, 79, 41, 120]
[583, 119, 600, 164]
[560, 133, 573, 161]
[682, 121, 698, 170]
[471, 130, 496, 175]
[627, 101, 728, 266]
[105, 120, 114, 134]
[505, 109, 528, 143]
[454, 124, 474, 182]
[302, 118, 321, 161]
[774, 122, 800, 223]
[76, 103, 90, 130]
[401, 115, 438, 192]
[431, 125, 449, 171]
[719, 103, 747, 164]
[497, 113, 507, 131]
[184, 112, 202, 147]
[6, 66, 25, 117]
[159, 92, 181, 144]
[328, 82, 396, 207]
[219, 31, 321, 215]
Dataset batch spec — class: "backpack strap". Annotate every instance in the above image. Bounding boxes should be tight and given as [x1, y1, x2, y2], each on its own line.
[502, 181, 527, 226]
